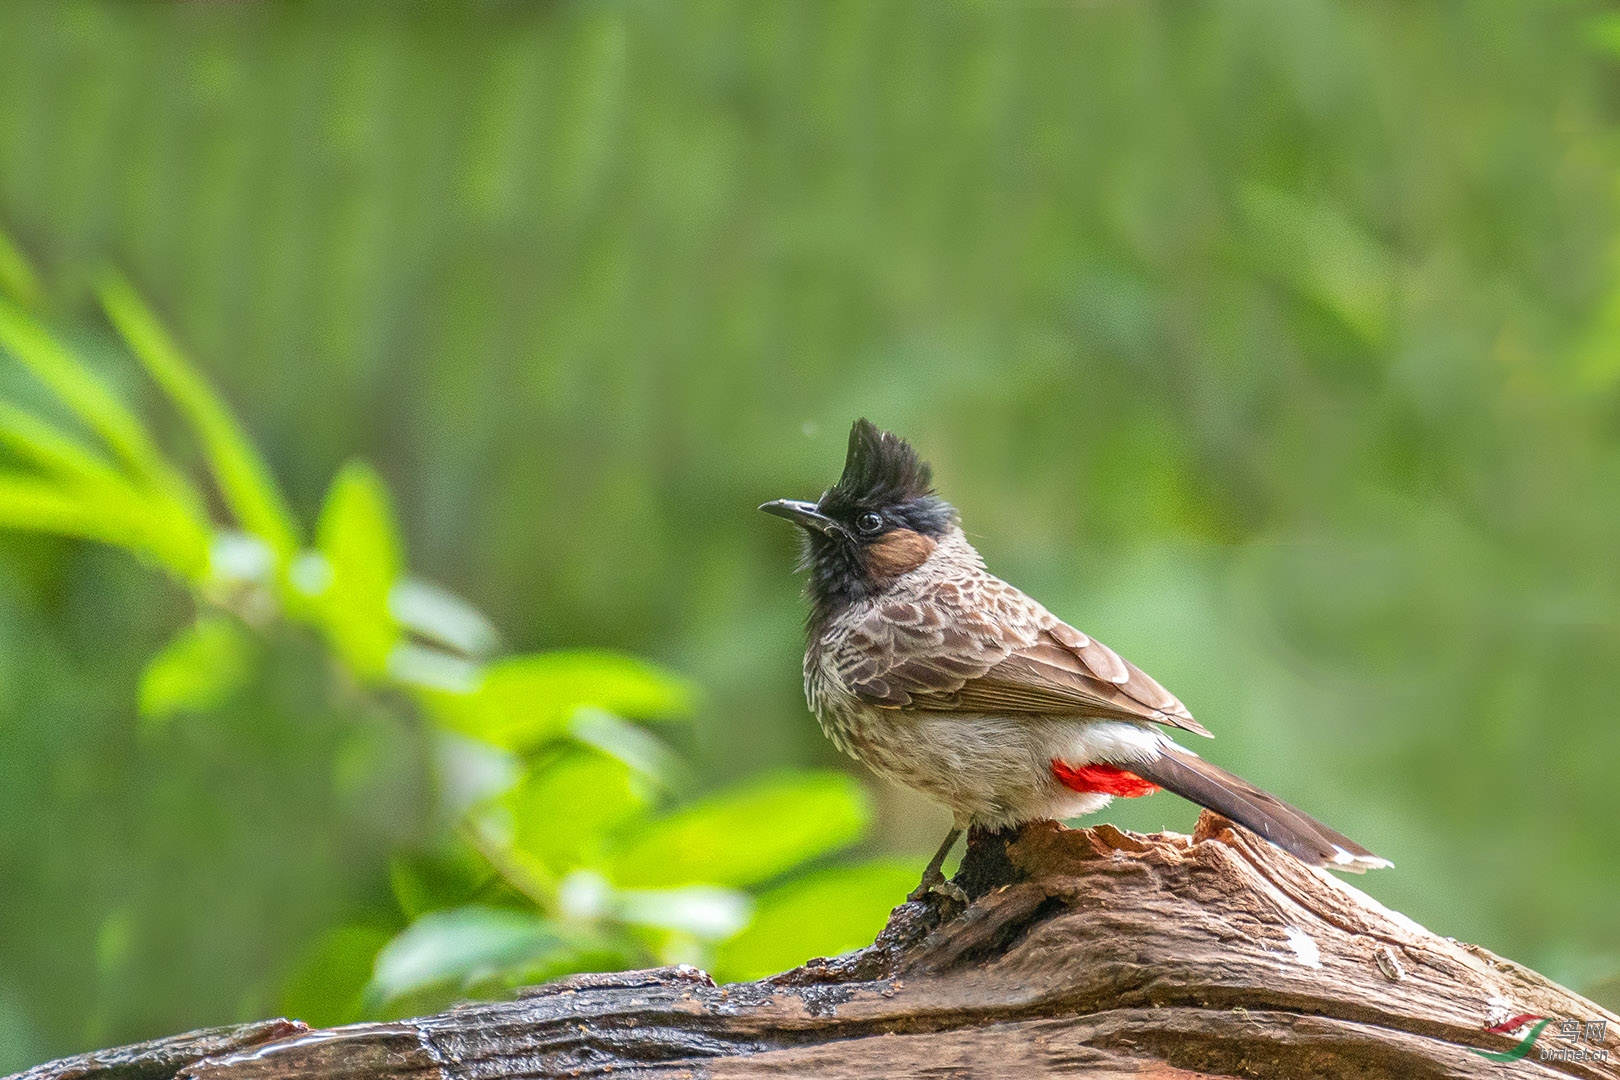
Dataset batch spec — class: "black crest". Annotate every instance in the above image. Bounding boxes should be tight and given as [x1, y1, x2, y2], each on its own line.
[822, 419, 934, 513]
[783, 419, 956, 616]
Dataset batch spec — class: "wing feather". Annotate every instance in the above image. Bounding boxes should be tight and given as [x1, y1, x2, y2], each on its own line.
[833, 580, 1211, 738]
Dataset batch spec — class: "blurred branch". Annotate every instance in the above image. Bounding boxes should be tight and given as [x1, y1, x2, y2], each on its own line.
[18, 815, 1619, 1080]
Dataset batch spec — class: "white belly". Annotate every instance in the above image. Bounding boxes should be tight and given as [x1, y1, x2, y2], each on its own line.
[828, 710, 1172, 830]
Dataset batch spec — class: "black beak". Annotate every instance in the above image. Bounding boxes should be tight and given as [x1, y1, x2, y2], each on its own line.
[759, 498, 840, 535]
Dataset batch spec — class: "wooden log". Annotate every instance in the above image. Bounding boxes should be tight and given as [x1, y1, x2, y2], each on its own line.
[14, 812, 1619, 1079]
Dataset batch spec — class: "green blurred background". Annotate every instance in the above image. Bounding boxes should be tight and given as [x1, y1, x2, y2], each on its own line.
[4, 0, 1620, 1069]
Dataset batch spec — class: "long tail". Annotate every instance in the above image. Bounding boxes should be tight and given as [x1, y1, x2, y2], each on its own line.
[1129, 748, 1391, 872]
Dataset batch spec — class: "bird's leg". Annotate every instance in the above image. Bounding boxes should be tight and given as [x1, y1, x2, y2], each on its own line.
[907, 825, 968, 904]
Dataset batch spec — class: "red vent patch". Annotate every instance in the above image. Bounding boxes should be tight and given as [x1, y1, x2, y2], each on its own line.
[1052, 760, 1160, 798]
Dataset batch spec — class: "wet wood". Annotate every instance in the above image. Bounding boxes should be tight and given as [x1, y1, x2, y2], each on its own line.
[10, 1020, 309, 1080]
[14, 813, 1619, 1079]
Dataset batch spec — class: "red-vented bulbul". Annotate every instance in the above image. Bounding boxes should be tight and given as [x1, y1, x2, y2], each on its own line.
[762, 419, 1388, 901]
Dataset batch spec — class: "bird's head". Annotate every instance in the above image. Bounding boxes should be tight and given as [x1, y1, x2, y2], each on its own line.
[761, 419, 957, 613]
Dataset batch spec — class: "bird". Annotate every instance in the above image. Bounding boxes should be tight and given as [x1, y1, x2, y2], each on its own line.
[761, 418, 1389, 902]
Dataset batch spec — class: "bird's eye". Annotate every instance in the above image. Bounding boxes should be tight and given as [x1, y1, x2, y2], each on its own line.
[856, 511, 884, 535]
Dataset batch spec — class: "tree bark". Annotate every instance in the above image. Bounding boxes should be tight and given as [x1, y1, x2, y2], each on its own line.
[15, 813, 1619, 1079]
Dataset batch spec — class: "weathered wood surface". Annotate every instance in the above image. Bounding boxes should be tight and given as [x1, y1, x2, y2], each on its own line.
[15, 812, 1620, 1079]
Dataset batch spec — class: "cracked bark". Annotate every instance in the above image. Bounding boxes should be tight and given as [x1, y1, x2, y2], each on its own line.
[14, 812, 1619, 1080]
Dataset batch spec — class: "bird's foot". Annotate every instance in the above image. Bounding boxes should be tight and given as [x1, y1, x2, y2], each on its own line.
[907, 869, 968, 906]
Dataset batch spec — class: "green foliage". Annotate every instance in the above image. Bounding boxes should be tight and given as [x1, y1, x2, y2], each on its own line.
[0, 241, 911, 1043]
[280, 924, 395, 1029]
[0, 298, 171, 489]
[0, 231, 40, 308]
[0, 299, 210, 577]
[4, 1, 1620, 1068]
[713, 863, 919, 983]
[98, 273, 301, 566]
[312, 461, 404, 678]
[138, 616, 256, 723]
[504, 748, 646, 873]
[426, 650, 695, 751]
[364, 907, 565, 1012]
[1239, 186, 1395, 349]
[605, 772, 869, 890]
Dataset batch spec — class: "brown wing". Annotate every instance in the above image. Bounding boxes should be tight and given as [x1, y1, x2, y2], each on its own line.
[832, 578, 1211, 738]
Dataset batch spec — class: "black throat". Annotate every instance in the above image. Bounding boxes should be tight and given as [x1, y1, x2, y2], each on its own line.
[803, 532, 873, 623]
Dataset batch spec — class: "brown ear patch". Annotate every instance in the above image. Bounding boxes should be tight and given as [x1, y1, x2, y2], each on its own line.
[864, 528, 937, 581]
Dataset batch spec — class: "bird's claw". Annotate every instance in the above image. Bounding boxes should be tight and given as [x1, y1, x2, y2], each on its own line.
[907, 872, 968, 906]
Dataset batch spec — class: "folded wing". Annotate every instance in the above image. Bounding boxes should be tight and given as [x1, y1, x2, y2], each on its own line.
[835, 584, 1211, 738]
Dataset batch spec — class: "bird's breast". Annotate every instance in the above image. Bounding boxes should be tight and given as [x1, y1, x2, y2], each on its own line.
[803, 650, 867, 756]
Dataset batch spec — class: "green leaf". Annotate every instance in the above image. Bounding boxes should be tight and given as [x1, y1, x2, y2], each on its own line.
[0, 301, 210, 577]
[610, 882, 753, 939]
[389, 842, 495, 922]
[389, 577, 500, 657]
[366, 906, 562, 1008]
[569, 707, 690, 791]
[138, 615, 256, 722]
[0, 406, 211, 577]
[313, 460, 403, 678]
[0, 471, 127, 544]
[97, 271, 300, 563]
[0, 407, 212, 576]
[604, 771, 869, 890]
[711, 862, 916, 982]
[554, 869, 752, 940]
[425, 650, 694, 752]
[280, 923, 395, 1028]
[0, 402, 130, 488]
[505, 748, 649, 874]
[0, 296, 167, 484]
[0, 230, 42, 307]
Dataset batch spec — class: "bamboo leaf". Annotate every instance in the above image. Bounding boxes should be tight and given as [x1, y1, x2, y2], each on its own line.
[0, 472, 122, 542]
[0, 403, 213, 578]
[0, 467, 210, 576]
[0, 403, 210, 574]
[0, 402, 127, 487]
[0, 299, 210, 576]
[96, 270, 300, 563]
[0, 296, 167, 483]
